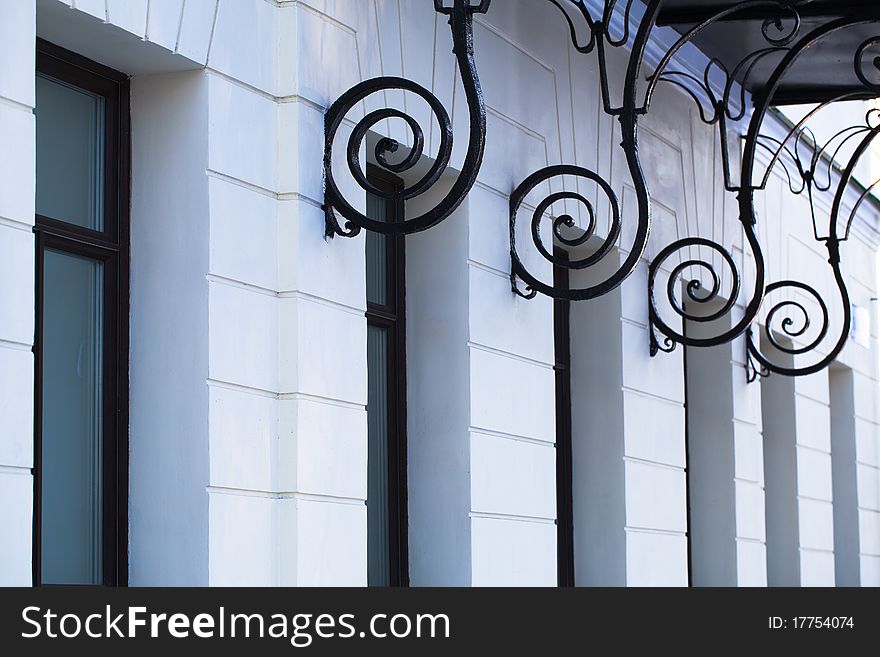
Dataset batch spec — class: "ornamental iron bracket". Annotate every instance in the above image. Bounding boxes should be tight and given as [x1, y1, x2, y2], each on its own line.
[323, 0, 489, 238]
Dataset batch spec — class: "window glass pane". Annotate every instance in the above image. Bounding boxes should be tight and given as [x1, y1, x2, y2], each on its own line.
[366, 193, 387, 306]
[35, 74, 105, 231]
[367, 324, 390, 586]
[41, 249, 104, 585]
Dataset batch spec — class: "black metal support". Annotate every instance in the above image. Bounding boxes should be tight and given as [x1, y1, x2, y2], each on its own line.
[323, 0, 489, 237]
[318, 0, 880, 381]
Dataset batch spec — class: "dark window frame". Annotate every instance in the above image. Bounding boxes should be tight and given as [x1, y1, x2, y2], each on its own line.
[33, 39, 130, 587]
[365, 164, 409, 587]
[554, 249, 575, 587]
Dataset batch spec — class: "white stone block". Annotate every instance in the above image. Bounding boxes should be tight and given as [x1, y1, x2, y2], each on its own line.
[279, 296, 367, 404]
[277, 198, 366, 310]
[469, 347, 555, 443]
[285, 497, 367, 586]
[621, 321, 685, 403]
[470, 516, 556, 586]
[0, 106, 34, 227]
[0, 226, 34, 345]
[798, 549, 835, 587]
[292, 3, 360, 107]
[734, 480, 766, 542]
[0, 347, 34, 469]
[798, 498, 834, 551]
[209, 490, 276, 586]
[209, 384, 277, 491]
[857, 464, 880, 511]
[468, 264, 554, 367]
[733, 420, 763, 484]
[0, 471, 32, 585]
[622, 391, 685, 468]
[859, 508, 880, 555]
[107, 0, 148, 38]
[624, 460, 687, 533]
[279, 397, 367, 500]
[0, 0, 35, 107]
[177, 0, 217, 65]
[794, 395, 831, 452]
[73, 0, 106, 21]
[209, 176, 278, 291]
[208, 73, 277, 192]
[208, 280, 279, 392]
[470, 431, 556, 520]
[209, 0, 277, 95]
[855, 417, 879, 467]
[625, 529, 688, 586]
[145, 0, 185, 52]
[796, 447, 833, 502]
[735, 539, 767, 587]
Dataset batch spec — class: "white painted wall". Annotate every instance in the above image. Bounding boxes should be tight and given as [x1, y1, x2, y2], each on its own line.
[0, 0, 877, 587]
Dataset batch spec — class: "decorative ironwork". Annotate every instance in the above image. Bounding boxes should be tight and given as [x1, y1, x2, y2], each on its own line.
[319, 0, 880, 381]
[644, 4, 880, 379]
[323, 0, 490, 237]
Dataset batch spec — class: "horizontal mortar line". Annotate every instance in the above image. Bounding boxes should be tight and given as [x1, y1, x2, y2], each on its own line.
[485, 105, 550, 144]
[853, 413, 880, 424]
[731, 417, 761, 428]
[860, 550, 880, 558]
[622, 455, 685, 473]
[473, 15, 556, 76]
[207, 486, 364, 505]
[0, 465, 32, 476]
[297, 1, 357, 37]
[469, 511, 555, 525]
[470, 179, 544, 215]
[207, 65, 328, 113]
[467, 259, 511, 281]
[855, 460, 880, 469]
[734, 536, 767, 545]
[0, 215, 34, 232]
[207, 378, 279, 398]
[467, 341, 555, 370]
[0, 94, 33, 113]
[206, 168, 279, 198]
[795, 443, 832, 456]
[621, 385, 684, 408]
[205, 274, 367, 316]
[794, 391, 831, 407]
[623, 526, 687, 537]
[206, 273, 279, 297]
[796, 494, 833, 504]
[207, 378, 364, 410]
[469, 426, 555, 448]
[798, 547, 835, 555]
[734, 476, 765, 486]
[0, 338, 33, 353]
[277, 290, 366, 316]
[620, 316, 650, 331]
[278, 191, 324, 209]
[280, 391, 364, 410]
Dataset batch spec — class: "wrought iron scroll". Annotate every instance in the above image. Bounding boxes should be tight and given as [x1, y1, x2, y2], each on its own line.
[646, 5, 880, 379]
[510, 0, 651, 301]
[323, 0, 490, 238]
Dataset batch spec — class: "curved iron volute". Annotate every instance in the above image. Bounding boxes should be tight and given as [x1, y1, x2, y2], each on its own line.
[323, 0, 489, 237]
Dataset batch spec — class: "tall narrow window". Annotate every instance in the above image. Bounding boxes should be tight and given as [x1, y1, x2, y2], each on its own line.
[365, 166, 408, 586]
[34, 41, 129, 586]
[554, 250, 574, 586]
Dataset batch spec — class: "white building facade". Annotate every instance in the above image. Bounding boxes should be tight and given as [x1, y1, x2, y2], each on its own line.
[1, 0, 879, 587]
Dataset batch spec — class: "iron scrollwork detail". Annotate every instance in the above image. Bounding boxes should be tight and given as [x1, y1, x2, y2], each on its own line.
[323, 0, 490, 238]
[510, 0, 653, 301]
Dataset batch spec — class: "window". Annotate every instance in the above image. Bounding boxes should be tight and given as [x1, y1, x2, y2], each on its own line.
[554, 251, 574, 586]
[34, 40, 129, 586]
[365, 166, 408, 586]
